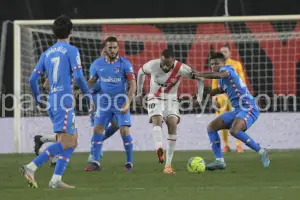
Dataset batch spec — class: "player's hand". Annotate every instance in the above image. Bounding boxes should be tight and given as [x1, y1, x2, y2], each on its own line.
[192, 71, 203, 80]
[89, 100, 95, 114]
[212, 96, 220, 109]
[37, 102, 48, 115]
[73, 89, 82, 99]
[121, 102, 130, 114]
[135, 94, 143, 106]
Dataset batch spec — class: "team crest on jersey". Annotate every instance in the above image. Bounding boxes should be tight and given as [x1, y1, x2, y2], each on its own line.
[114, 67, 120, 73]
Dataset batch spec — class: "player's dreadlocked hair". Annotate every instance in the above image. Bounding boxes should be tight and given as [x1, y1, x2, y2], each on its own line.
[210, 52, 225, 61]
[53, 15, 73, 39]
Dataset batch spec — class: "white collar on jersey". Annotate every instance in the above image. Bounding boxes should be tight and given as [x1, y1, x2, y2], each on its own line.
[105, 56, 119, 64]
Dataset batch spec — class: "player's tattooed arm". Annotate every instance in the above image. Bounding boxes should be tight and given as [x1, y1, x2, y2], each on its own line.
[193, 71, 229, 79]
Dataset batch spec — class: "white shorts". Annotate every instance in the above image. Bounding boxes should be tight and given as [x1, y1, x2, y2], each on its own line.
[147, 98, 180, 122]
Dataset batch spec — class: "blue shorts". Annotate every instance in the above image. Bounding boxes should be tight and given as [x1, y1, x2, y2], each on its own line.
[90, 112, 117, 128]
[95, 104, 131, 127]
[219, 106, 260, 130]
[47, 107, 76, 134]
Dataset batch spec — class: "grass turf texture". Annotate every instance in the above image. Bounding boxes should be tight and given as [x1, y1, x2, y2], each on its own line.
[0, 151, 299, 200]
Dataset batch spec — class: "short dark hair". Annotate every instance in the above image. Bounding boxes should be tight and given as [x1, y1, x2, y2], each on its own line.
[52, 15, 73, 39]
[105, 36, 118, 44]
[221, 44, 231, 50]
[99, 42, 105, 51]
[162, 49, 175, 58]
[210, 52, 225, 61]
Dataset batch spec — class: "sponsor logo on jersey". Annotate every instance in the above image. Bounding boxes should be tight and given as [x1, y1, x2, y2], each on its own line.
[100, 77, 122, 83]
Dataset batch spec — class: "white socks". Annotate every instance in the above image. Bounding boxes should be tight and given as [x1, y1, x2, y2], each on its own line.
[50, 174, 62, 183]
[26, 162, 37, 172]
[152, 126, 163, 150]
[41, 135, 57, 143]
[166, 134, 177, 166]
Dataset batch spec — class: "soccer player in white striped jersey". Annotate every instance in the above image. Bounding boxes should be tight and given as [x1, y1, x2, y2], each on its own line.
[136, 49, 204, 174]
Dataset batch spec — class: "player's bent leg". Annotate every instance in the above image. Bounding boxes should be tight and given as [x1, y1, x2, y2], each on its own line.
[216, 96, 231, 153]
[206, 115, 233, 171]
[229, 117, 270, 168]
[151, 115, 164, 163]
[34, 134, 58, 155]
[119, 125, 134, 171]
[103, 117, 119, 141]
[49, 132, 77, 189]
[85, 125, 105, 171]
[163, 115, 178, 174]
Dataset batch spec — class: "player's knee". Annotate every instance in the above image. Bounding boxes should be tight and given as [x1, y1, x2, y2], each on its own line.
[111, 120, 118, 129]
[119, 126, 129, 136]
[166, 116, 178, 134]
[59, 132, 77, 149]
[229, 128, 238, 136]
[151, 115, 162, 126]
[207, 121, 216, 132]
[94, 125, 105, 134]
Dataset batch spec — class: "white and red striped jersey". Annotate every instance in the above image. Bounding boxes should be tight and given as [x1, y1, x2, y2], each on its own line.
[140, 59, 193, 100]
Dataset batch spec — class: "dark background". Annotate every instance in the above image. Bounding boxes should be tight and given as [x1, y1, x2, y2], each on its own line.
[1, 0, 300, 117]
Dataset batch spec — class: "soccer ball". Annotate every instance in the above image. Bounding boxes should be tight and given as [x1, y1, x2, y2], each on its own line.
[187, 156, 206, 173]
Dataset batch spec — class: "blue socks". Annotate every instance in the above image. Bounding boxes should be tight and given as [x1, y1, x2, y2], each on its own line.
[104, 126, 118, 140]
[234, 131, 261, 152]
[33, 142, 64, 167]
[207, 130, 223, 159]
[54, 147, 75, 176]
[122, 135, 133, 163]
[92, 133, 104, 162]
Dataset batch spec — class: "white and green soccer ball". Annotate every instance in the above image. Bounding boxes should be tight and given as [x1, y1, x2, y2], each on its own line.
[187, 156, 206, 173]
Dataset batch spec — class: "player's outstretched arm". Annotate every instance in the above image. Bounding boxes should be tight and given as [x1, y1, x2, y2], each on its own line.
[210, 88, 224, 96]
[193, 71, 229, 79]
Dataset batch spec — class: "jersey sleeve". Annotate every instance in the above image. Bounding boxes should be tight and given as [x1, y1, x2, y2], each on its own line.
[123, 59, 135, 80]
[219, 66, 232, 78]
[89, 61, 98, 79]
[68, 47, 82, 71]
[141, 60, 152, 75]
[234, 61, 246, 83]
[179, 63, 193, 79]
[33, 53, 45, 75]
[29, 53, 45, 103]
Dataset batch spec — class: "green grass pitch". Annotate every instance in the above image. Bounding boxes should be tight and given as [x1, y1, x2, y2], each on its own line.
[0, 151, 299, 200]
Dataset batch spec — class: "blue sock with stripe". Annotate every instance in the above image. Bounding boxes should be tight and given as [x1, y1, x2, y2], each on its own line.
[54, 147, 75, 176]
[92, 133, 104, 162]
[33, 142, 64, 167]
[207, 130, 223, 159]
[234, 131, 261, 152]
[122, 135, 133, 163]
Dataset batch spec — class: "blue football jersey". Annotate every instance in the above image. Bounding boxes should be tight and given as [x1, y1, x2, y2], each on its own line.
[89, 64, 101, 95]
[31, 41, 86, 108]
[90, 56, 133, 98]
[218, 65, 255, 109]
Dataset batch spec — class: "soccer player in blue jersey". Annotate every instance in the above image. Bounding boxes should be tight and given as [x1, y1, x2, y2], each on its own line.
[20, 15, 91, 188]
[85, 36, 136, 171]
[193, 52, 270, 170]
[87, 44, 119, 162]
